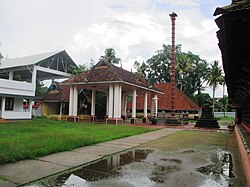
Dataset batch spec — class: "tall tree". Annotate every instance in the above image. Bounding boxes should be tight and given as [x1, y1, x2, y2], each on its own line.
[206, 60, 224, 113]
[35, 81, 47, 96]
[146, 45, 173, 85]
[176, 52, 194, 92]
[193, 92, 211, 108]
[100, 48, 121, 64]
[133, 61, 147, 77]
[134, 44, 208, 99]
[69, 64, 87, 75]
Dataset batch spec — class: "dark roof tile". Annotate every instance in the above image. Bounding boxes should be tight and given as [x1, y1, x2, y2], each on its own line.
[128, 83, 200, 111]
[66, 59, 148, 88]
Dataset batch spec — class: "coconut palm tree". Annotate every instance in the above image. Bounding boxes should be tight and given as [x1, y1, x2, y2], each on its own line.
[206, 60, 224, 113]
[100, 48, 121, 64]
[176, 53, 193, 92]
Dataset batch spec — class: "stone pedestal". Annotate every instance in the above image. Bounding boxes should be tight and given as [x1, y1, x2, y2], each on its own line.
[106, 118, 123, 125]
[151, 117, 157, 125]
[89, 115, 96, 122]
[142, 117, 149, 123]
[130, 117, 137, 124]
[165, 116, 181, 126]
[67, 116, 79, 122]
[195, 107, 220, 128]
[121, 115, 127, 120]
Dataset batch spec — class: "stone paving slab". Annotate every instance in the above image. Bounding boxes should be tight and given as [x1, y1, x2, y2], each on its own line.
[114, 137, 154, 144]
[96, 142, 133, 149]
[0, 160, 68, 185]
[133, 129, 180, 139]
[73, 145, 128, 156]
[39, 151, 101, 167]
[106, 139, 140, 146]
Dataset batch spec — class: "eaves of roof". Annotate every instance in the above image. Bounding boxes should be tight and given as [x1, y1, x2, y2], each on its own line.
[214, 0, 250, 16]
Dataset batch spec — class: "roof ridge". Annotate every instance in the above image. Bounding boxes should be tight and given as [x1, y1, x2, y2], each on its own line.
[3, 50, 63, 61]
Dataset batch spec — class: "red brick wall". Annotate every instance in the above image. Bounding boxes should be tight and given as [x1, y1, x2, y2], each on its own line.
[235, 126, 250, 186]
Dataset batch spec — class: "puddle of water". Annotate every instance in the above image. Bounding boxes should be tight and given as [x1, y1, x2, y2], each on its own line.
[34, 149, 153, 187]
[28, 148, 237, 187]
[196, 151, 235, 184]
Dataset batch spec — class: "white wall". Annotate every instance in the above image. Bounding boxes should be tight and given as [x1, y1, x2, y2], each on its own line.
[0, 96, 32, 119]
[0, 79, 34, 97]
[4, 111, 31, 119]
[14, 98, 24, 111]
[214, 112, 235, 118]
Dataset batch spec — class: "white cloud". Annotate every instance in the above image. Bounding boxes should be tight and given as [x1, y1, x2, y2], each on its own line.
[0, 0, 230, 96]
[67, 10, 166, 70]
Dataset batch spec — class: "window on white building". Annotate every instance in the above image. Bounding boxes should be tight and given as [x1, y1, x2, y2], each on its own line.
[5, 97, 14, 110]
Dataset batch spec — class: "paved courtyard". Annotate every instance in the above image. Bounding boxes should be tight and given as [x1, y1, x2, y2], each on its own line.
[1, 127, 244, 187]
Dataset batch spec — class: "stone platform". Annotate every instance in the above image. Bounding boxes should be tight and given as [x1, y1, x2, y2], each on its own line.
[195, 106, 219, 128]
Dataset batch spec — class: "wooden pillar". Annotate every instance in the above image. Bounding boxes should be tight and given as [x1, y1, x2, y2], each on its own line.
[29, 99, 33, 119]
[59, 102, 63, 115]
[118, 84, 122, 118]
[106, 83, 123, 125]
[91, 90, 96, 116]
[121, 94, 125, 117]
[151, 93, 154, 118]
[69, 85, 74, 116]
[108, 84, 114, 118]
[72, 85, 78, 116]
[1, 97, 5, 118]
[106, 93, 109, 117]
[124, 95, 127, 118]
[90, 90, 96, 122]
[113, 83, 122, 118]
[131, 88, 137, 124]
[121, 94, 127, 120]
[153, 94, 158, 118]
[67, 85, 79, 122]
[142, 92, 148, 123]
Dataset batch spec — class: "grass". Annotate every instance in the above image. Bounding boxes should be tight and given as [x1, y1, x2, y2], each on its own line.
[0, 118, 156, 165]
[142, 130, 228, 151]
[216, 116, 235, 122]
[187, 116, 235, 124]
[0, 175, 7, 181]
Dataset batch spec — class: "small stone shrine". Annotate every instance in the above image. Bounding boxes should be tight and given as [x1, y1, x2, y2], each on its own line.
[195, 106, 220, 128]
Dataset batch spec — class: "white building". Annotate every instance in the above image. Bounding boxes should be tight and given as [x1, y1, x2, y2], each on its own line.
[0, 50, 77, 120]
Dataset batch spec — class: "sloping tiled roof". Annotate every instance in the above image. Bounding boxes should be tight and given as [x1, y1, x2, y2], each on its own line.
[214, 0, 250, 16]
[43, 82, 70, 102]
[128, 83, 200, 111]
[67, 59, 148, 88]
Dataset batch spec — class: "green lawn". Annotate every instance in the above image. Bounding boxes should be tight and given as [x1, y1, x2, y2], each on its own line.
[0, 118, 156, 165]
[142, 130, 228, 151]
[217, 116, 235, 122]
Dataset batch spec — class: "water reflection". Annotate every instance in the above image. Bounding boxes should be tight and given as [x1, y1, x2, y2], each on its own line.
[40, 149, 153, 186]
[28, 148, 237, 187]
[196, 151, 234, 186]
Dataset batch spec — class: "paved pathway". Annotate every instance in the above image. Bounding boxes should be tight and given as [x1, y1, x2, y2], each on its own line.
[0, 128, 179, 187]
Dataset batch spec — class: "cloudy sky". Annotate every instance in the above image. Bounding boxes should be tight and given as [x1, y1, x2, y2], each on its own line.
[0, 0, 230, 96]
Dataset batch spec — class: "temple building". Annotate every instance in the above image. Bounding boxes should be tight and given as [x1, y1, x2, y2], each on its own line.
[214, 0, 250, 185]
[64, 59, 162, 124]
